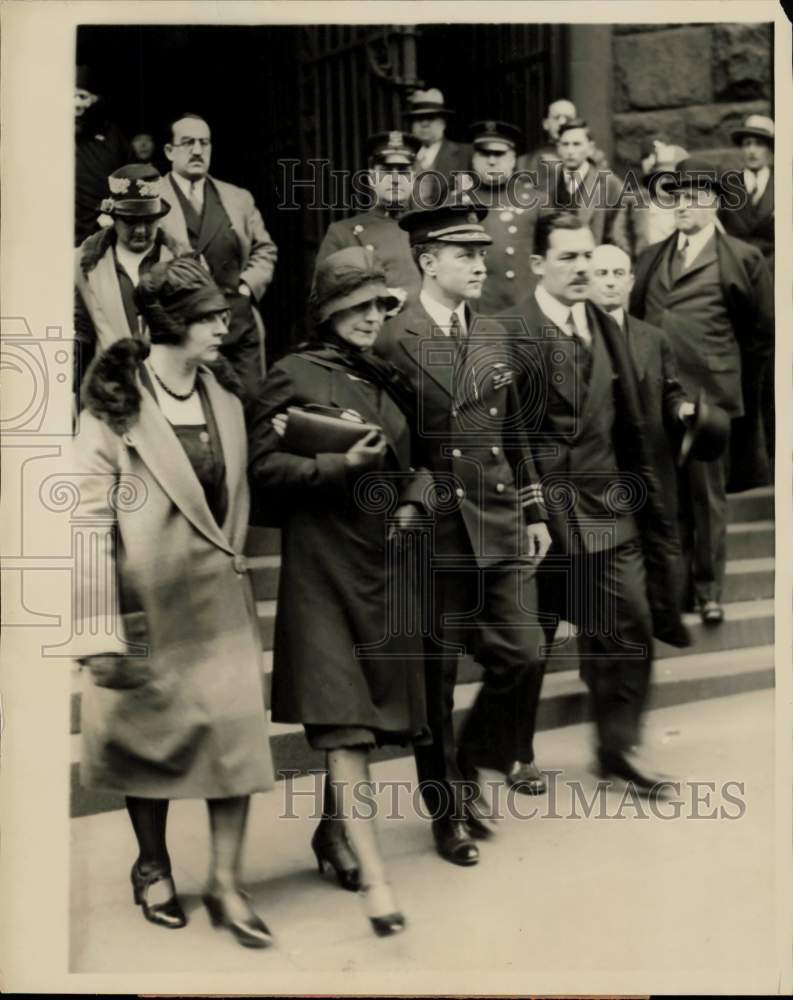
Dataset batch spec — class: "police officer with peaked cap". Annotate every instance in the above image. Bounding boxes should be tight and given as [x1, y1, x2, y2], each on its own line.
[315, 130, 422, 301]
[467, 120, 541, 316]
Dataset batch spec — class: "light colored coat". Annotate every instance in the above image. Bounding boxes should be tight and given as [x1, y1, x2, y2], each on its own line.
[72, 344, 272, 798]
[156, 173, 277, 301]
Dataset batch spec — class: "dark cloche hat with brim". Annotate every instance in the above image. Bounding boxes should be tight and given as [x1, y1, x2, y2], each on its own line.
[678, 388, 730, 468]
[368, 130, 422, 166]
[99, 164, 170, 219]
[664, 156, 726, 197]
[310, 247, 401, 325]
[398, 191, 492, 246]
[470, 120, 524, 154]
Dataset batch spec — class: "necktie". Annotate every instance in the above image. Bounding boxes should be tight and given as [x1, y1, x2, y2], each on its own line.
[669, 237, 688, 282]
[746, 169, 763, 205]
[448, 311, 462, 340]
[564, 308, 589, 349]
[417, 145, 431, 169]
[189, 182, 203, 214]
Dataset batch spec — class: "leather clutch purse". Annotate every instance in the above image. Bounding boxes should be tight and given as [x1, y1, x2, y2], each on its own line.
[281, 405, 381, 458]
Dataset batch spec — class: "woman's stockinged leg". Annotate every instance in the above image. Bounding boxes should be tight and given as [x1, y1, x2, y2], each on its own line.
[206, 795, 250, 893]
[326, 748, 387, 887]
[126, 796, 170, 873]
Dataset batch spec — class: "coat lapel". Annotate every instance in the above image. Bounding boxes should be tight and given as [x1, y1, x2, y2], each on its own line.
[195, 180, 227, 256]
[398, 304, 457, 399]
[123, 380, 234, 555]
[162, 175, 192, 246]
[213, 178, 250, 261]
[88, 248, 133, 341]
[198, 369, 247, 549]
[622, 314, 649, 382]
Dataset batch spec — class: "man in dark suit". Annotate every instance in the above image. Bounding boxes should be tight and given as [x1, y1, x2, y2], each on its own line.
[549, 119, 629, 254]
[514, 212, 690, 791]
[467, 120, 540, 315]
[156, 113, 278, 397]
[405, 89, 472, 205]
[588, 243, 695, 521]
[630, 158, 773, 624]
[316, 131, 421, 301]
[376, 197, 552, 867]
[718, 115, 774, 267]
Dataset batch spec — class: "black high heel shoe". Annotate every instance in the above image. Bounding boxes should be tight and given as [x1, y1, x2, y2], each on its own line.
[311, 821, 361, 892]
[130, 863, 187, 929]
[360, 883, 406, 938]
[202, 890, 273, 949]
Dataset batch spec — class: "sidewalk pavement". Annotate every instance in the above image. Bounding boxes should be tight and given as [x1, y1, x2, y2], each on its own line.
[70, 689, 780, 994]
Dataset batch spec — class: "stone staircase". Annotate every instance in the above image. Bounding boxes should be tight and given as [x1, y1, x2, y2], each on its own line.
[69, 487, 774, 818]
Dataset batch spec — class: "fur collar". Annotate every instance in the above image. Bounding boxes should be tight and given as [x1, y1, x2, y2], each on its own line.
[79, 228, 185, 277]
[81, 338, 244, 435]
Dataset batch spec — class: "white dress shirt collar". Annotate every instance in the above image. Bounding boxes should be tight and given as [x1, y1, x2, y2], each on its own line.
[744, 165, 770, 200]
[534, 284, 590, 343]
[416, 140, 442, 169]
[420, 289, 467, 336]
[564, 159, 590, 188]
[608, 306, 626, 331]
[170, 171, 206, 206]
[677, 222, 715, 266]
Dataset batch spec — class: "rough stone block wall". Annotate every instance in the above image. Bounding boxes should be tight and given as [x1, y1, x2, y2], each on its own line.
[612, 22, 773, 174]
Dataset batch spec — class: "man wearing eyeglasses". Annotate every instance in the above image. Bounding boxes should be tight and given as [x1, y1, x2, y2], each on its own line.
[155, 113, 278, 397]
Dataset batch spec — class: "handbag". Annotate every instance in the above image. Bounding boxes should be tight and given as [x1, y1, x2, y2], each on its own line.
[83, 611, 152, 690]
[280, 404, 381, 458]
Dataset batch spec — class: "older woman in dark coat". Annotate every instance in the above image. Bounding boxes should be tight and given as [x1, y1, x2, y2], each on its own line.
[248, 247, 429, 937]
[73, 258, 274, 948]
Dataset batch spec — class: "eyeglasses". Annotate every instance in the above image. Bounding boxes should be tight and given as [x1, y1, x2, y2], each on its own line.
[172, 138, 212, 149]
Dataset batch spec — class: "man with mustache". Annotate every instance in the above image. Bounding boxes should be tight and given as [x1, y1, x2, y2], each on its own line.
[376, 195, 552, 867]
[155, 113, 278, 397]
[513, 211, 690, 792]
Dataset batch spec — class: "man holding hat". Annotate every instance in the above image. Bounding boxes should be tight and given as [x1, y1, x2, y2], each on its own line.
[406, 89, 472, 202]
[630, 157, 774, 624]
[74, 164, 187, 400]
[468, 120, 541, 315]
[155, 113, 278, 398]
[719, 114, 774, 266]
[513, 211, 690, 793]
[376, 194, 552, 867]
[316, 131, 422, 301]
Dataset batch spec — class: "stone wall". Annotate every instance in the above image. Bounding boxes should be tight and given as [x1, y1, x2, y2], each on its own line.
[612, 22, 773, 173]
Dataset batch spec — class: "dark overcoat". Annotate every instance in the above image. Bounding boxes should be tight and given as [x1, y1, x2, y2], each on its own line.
[718, 168, 774, 266]
[73, 341, 273, 799]
[247, 350, 428, 738]
[630, 228, 774, 491]
[513, 295, 690, 648]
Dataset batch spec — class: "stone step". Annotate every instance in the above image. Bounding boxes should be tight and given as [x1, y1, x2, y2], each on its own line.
[69, 643, 774, 818]
[725, 521, 774, 559]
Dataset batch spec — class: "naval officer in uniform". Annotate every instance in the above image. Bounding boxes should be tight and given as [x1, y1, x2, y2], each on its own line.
[467, 120, 541, 316]
[316, 131, 422, 300]
[376, 195, 552, 868]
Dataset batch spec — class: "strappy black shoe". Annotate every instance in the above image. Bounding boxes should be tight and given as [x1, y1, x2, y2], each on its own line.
[130, 862, 187, 929]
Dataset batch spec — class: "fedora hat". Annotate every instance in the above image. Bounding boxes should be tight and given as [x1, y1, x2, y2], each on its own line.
[730, 114, 774, 147]
[678, 389, 730, 467]
[404, 88, 454, 118]
[664, 155, 725, 197]
[100, 164, 170, 219]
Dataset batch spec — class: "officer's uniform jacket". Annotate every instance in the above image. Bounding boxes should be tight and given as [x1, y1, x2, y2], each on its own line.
[376, 297, 547, 566]
[317, 205, 420, 299]
[475, 178, 541, 316]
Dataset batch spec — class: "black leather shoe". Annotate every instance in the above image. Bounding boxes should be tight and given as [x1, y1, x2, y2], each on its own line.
[311, 820, 361, 892]
[130, 863, 187, 929]
[432, 818, 479, 866]
[507, 760, 547, 795]
[597, 750, 674, 797]
[699, 600, 724, 626]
